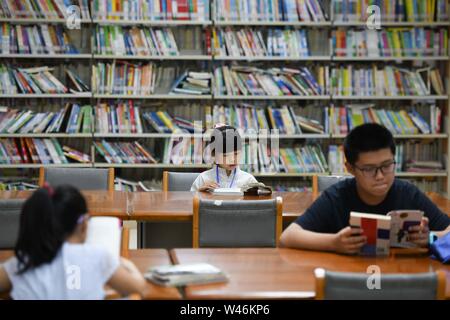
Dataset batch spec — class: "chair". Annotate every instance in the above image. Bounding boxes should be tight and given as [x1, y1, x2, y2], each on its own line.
[314, 268, 446, 300]
[0, 199, 25, 249]
[193, 195, 283, 248]
[312, 175, 351, 194]
[162, 171, 200, 191]
[39, 167, 114, 191]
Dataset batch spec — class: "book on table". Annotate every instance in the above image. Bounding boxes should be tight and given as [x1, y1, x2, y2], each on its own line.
[145, 263, 228, 287]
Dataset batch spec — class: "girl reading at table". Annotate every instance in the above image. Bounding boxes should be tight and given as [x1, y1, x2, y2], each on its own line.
[191, 125, 258, 192]
[0, 185, 147, 299]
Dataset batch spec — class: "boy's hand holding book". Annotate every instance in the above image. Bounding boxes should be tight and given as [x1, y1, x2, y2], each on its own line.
[406, 217, 429, 248]
[333, 226, 367, 255]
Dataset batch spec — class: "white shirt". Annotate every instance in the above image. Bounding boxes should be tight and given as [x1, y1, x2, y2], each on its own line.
[3, 242, 119, 300]
[191, 165, 258, 191]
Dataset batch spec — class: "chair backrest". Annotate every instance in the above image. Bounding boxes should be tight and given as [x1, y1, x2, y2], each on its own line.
[0, 199, 25, 249]
[193, 196, 283, 248]
[162, 171, 200, 191]
[314, 268, 446, 300]
[312, 175, 352, 194]
[39, 167, 114, 191]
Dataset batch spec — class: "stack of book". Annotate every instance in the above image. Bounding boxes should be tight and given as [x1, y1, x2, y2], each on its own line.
[0, 138, 68, 164]
[92, 0, 210, 21]
[332, 28, 448, 57]
[0, 0, 91, 19]
[328, 104, 442, 135]
[94, 140, 157, 164]
[0, 65, 71, 94]
[95, 102, 144, 134]
[333, 0, 449, 22]
[330, 65, 444, 96]
[214, 0, 329, 22]
[1, 23, 80, 54]
[0, 104, 92, 134]
[169, 71, 211, 95]
[212, 28, 310, 57]
[92, 62, 157, 95]
[95, 26, 179, 56]
[62, 145, 91, 163]
[214, 65, 327, 96]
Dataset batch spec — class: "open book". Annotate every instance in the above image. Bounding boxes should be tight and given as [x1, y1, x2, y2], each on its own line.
[210, 183, 272, 196]
[387, 210, 424, 248]
[145, 263, 228, 287]
[85, 217, 122, 260]
[350, 210, 424, 256]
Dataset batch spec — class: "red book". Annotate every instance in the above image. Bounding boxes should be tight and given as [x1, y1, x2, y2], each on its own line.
[177, 0, 189, 20]
[204, 28, 211, 55]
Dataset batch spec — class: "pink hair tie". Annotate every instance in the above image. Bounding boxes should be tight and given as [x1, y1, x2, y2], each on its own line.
[43, 182, 55, 197]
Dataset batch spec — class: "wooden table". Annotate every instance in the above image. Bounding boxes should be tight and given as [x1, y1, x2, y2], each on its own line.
[0, 190, 132, 220]
[130, 191, 313, 222]
[0, 249, 181, 300]
[170, 248, 450, 300]
[1, 191, 449, 223]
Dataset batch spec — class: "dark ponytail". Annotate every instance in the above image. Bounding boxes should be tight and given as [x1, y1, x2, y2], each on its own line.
[15, 185, 88, 274]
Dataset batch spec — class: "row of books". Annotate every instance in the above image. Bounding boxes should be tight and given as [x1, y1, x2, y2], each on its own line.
[211, 104, 324, 134]
[328, 141, 443, 174]
[396, 141, 444, 173]
[330, 65, 445, 96]
[213, 27, 310, 57]
[333, 28, 448, 57]
[94, 140, 157, 164]
[333, 0, 449, 22]
[0, 138, 69, 164]
[214, 0, 328, 22]
[96, 102, 144, 134]
[95, 26, 179, 56]
[0, 0, 91, 19]
[275, 145, 328, 174]
[92, 0, 210, 21]
[92, 62, 157, 95]
[0, 65, 89, 94]
[0, 23, 79, 55]
[143, 110, 198, 133]
[327, 104, 442, 135]
[214, 65, 327, 96]
[0, 104, 92, 134]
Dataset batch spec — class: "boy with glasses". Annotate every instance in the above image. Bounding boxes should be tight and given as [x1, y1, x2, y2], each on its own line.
[280, 123, 450, 254]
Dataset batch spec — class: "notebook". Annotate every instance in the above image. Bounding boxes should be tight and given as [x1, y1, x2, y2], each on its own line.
[145, 263, 228, 286]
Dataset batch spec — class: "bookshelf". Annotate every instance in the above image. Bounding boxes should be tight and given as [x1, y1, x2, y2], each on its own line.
[0, 0, 449, 193]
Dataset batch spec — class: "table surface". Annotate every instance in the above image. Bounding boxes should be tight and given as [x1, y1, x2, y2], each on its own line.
[2, 191, 449, 222]
[170, 247, 450, 300]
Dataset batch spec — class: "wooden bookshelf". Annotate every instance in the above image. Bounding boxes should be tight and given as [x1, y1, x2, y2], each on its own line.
[0, 0, 449, 193]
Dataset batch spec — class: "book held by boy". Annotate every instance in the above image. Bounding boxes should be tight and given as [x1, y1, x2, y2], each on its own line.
[349, 212, 391, 256]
